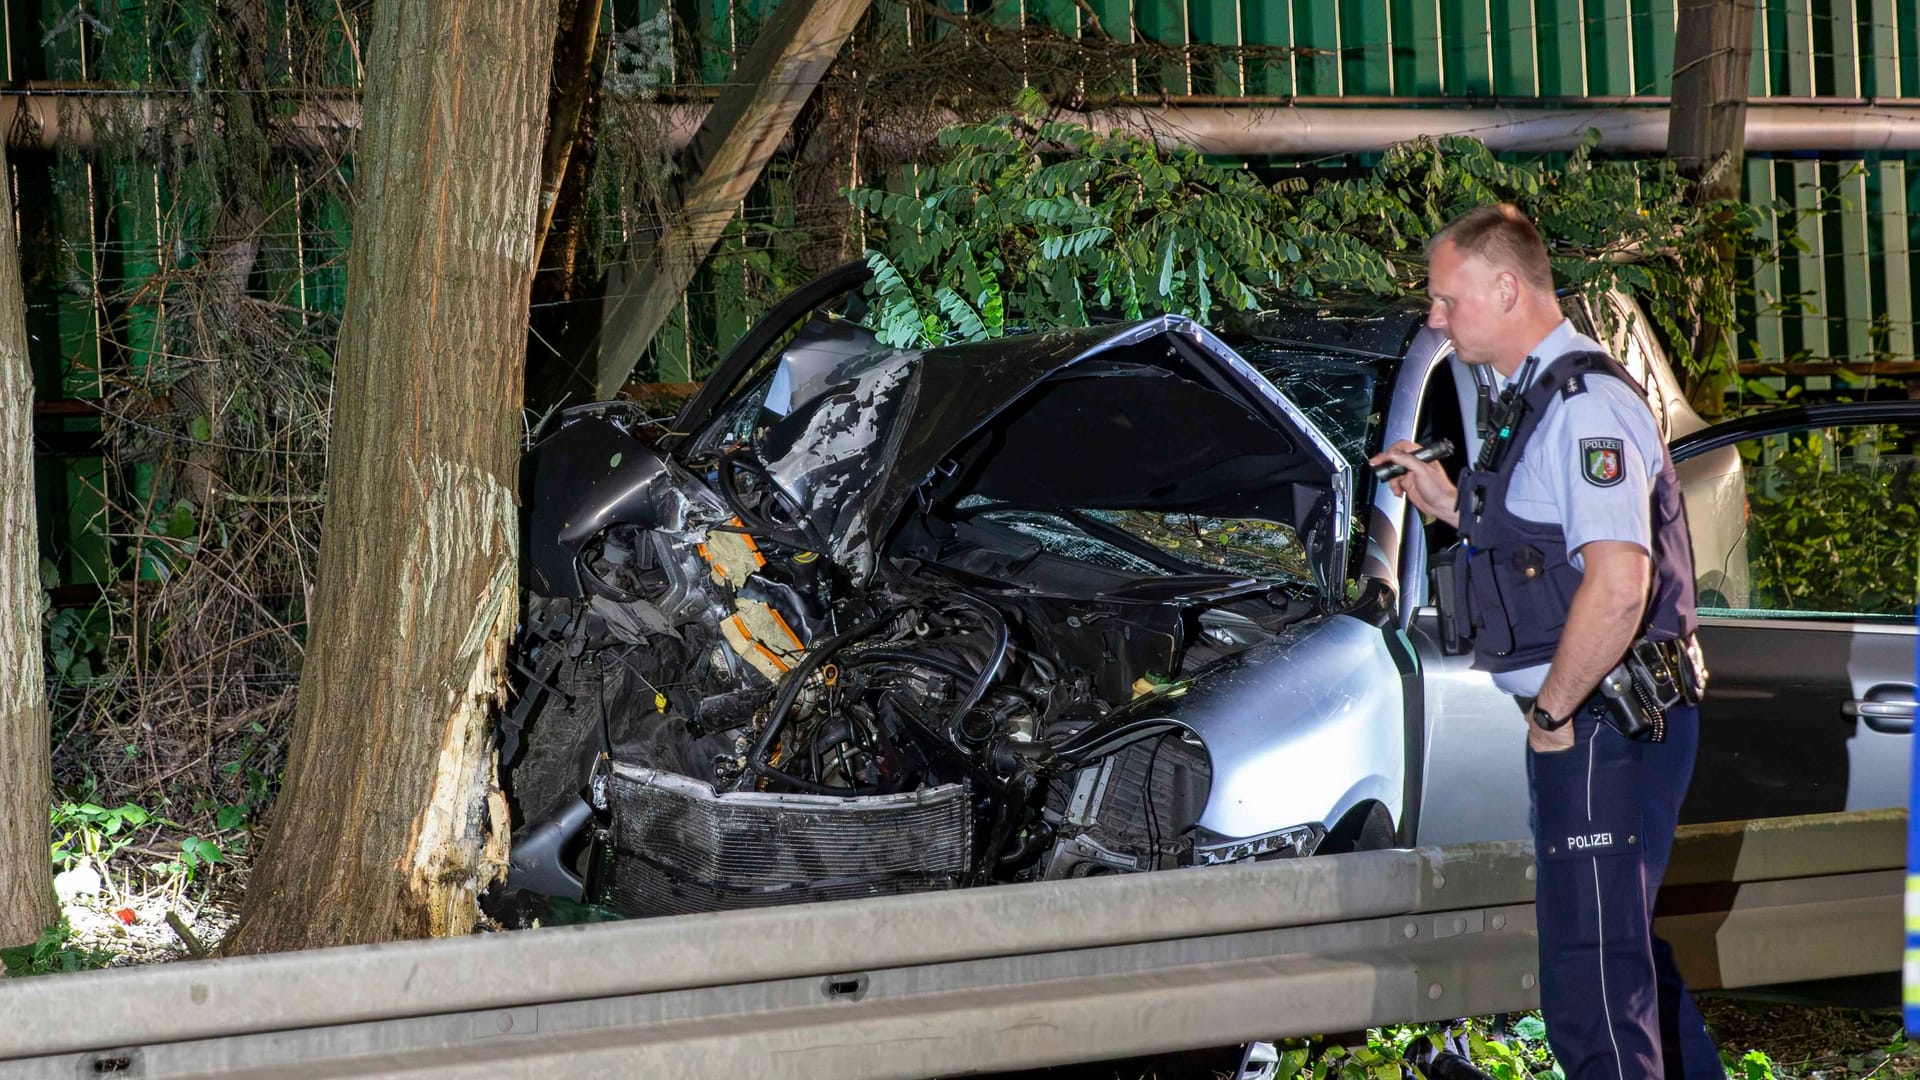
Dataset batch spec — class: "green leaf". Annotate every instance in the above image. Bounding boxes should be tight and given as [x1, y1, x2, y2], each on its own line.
[934, 287, 988, 341]
[215, 806, 245, 831]
[1, 919, 109, 977]
[181, 836, 222, 868]
[865, 248, 908, 297]
[190, 414, 212, 443]
[166, 502, 197, 540]
[1511, 1014, 1547, 1040]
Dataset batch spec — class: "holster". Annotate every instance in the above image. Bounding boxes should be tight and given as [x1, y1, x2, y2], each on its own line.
[1594, 664, 1658, 741]
[1427, 544, 1471, 656]
[1590, 634, 1708, 743]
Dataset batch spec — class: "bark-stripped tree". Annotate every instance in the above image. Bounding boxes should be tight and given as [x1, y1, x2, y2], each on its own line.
[0, 132, 59, 950]
[221, 0, 559, 953]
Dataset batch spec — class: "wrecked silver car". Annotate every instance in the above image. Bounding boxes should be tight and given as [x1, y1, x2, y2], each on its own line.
[502, 265, 1920, 917]
[502, 290, 1410, 916]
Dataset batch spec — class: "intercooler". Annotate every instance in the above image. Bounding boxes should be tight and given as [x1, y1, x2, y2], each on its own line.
[600, 765, 974, 917]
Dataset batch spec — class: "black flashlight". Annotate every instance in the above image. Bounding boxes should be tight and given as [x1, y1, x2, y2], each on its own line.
[1372, 438, 1456, 482]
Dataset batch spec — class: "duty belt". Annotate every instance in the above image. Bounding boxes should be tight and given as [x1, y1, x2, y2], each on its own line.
[1515, 634, 1708, 743]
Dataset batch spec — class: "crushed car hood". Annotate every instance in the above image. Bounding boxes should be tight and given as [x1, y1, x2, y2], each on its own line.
[742, 315, 1355, 590]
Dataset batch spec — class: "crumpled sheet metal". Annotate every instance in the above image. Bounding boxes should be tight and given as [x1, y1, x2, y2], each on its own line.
[752, 316, 1350, 586]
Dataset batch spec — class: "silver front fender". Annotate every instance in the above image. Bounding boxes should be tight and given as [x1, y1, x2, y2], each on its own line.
[1151, 614, 1407, 841]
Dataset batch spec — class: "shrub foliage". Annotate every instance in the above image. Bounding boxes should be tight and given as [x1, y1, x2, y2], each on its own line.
[850, 91, 1775, 397]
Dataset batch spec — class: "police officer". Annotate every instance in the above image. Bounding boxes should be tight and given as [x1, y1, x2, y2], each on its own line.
[1370, 204, 1722, 1079]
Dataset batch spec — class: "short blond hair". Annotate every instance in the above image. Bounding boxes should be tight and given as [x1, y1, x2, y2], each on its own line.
[1428, 204, 1555, 292]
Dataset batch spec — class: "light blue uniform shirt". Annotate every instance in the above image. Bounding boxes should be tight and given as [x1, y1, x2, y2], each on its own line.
[1484, 319, 1666, 697]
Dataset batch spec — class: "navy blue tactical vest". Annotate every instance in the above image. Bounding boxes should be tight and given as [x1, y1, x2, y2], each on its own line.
[1451, 350, 1698, 673]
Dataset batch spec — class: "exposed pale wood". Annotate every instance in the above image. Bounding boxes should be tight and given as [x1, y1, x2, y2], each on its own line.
[594, 0, 873, 393]
[0, 131, 58, 949]
[221, 0, 559, 954]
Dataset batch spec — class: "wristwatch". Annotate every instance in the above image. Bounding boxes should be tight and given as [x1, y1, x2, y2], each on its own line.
[1528, 702, 1570, 731]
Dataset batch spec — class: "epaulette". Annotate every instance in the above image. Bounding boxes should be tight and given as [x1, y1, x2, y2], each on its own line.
[1559, 372, 1587, 399]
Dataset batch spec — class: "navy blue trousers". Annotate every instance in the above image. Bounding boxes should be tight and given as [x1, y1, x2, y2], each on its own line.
[1526, 703, 1723, 1079]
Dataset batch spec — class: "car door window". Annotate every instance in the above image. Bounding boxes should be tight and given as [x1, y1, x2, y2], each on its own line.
[1689, 419, 1919, 618]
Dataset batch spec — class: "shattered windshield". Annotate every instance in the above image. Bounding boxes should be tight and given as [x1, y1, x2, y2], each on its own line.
[971, 509, 1171, 576]
[1082, 511, 1310, 582]
[971, 504, 1311, 585]
[1232, 345, 1394, 473]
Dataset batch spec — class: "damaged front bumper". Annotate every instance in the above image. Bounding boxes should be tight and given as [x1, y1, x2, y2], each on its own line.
[598, 767, 974, 917]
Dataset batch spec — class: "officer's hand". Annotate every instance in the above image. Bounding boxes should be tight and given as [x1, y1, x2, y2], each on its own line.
[1528, 721, 1575, 754]
[1369, 440, 1460, 526]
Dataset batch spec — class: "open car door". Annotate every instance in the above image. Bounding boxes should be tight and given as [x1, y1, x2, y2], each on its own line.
[1670, 400, 1920, 824]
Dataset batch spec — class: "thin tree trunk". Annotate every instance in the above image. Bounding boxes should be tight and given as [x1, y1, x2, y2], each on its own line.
[791, 87, 860, 277]
[1668, 0, 1756, 417]
[222, 0, 559, 953]
[533, 0, 604, 269]
[524, 0, 612, 417]
[0, 134, 59, 950]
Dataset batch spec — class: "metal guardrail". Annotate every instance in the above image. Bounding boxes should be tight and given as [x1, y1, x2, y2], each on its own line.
[0, 809, 1902, 1079]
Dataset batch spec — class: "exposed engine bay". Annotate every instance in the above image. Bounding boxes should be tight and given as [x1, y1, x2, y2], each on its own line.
[501, 316, 1377, 915]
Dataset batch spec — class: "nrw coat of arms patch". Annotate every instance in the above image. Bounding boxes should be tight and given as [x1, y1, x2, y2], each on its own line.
[1580, 437, 1624, 487]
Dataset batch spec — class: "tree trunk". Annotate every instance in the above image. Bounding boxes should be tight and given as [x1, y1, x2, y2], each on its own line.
[594, 0, 874, 395]
[533, 0, 604, 270]
[172, 0, 273, 512]
[790, 87, 861, 277]
[1667, 0, 1753, 203]
[1668, 0, 1756, 417]
[525, 0, 613, 417]
[221, 0, 558, 954]
[0, 134, 59, 950]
